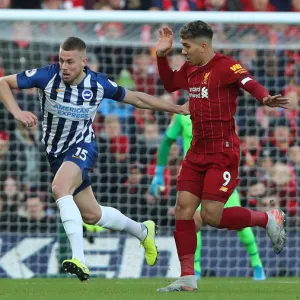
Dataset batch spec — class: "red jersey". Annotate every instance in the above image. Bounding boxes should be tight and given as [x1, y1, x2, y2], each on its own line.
[157, 53, 269, 153]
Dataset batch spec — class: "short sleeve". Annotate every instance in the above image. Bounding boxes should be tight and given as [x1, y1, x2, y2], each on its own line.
[165, 114, 182, 140]
[17, 64, 57, 90]
[99, 75, 126, 102]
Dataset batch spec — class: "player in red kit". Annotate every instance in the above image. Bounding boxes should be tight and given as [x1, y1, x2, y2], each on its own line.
[156, 21, 289, 292]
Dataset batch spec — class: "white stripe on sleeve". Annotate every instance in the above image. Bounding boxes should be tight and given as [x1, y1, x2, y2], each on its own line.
[241, 77, 252, 85]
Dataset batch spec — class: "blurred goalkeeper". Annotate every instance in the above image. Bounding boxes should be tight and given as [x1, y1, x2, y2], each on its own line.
[155, 21, 289, 292]
[150, 114, 266, 281]
[0, 37, 189, 282]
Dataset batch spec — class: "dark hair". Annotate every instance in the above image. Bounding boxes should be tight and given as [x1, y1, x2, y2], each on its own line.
[25, 190, 46, 202]
[180, 21, 213, 41]
[60, 37, 86, 51]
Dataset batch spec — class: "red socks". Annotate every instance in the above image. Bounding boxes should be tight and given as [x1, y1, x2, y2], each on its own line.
[174, 208, 268, 277]
[174, 220, 197, 277]
[219, 207, 268, 230]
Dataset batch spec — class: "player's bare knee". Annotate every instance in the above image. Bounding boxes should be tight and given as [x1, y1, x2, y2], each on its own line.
[175, 203, 195, 219]
[81, 213, 98, 225]
[52, 183, 68, 200]
[81, 209, 101, 225]
[200, 210, 221, 227]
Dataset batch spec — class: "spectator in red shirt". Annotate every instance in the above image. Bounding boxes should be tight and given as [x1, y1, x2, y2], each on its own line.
[131, 49, 157, 96]
[151, 0, 203, 10]
[65, 0, 84, 9]
[268, 162, 298, 217]
[256, 104, 282, 134]
[240, 133, 262, 168]
[288, 145, 300, 170]
[268, 120, 295, 158]
[94, 2, 124, 40]
[243, 0, 276, 11]
[103, 114, 129, 163]
[283, 85, 299, 136]
[119, 163, 151, 221]
[97, 115, 130, 203]
[202, 0, 228, 10]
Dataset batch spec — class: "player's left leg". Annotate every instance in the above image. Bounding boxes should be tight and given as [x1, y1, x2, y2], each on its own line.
[225, 190, 266, 280]
[200, 152, 286, 255]
[74, 186, 158, 266]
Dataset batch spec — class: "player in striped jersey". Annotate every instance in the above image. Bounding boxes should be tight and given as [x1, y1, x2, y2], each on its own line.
[0, 37, 189, 282]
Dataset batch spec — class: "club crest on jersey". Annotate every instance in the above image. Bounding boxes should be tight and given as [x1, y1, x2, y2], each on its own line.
[82, 89, 93, 101]
[25, 69, 37, 77]
[202, 72, 210, 84]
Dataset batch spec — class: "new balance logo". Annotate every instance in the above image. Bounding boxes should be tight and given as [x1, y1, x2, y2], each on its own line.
[219, 186, 228, 192]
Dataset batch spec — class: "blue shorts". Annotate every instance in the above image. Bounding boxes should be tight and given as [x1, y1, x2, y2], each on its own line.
[47, 140, 98, 196]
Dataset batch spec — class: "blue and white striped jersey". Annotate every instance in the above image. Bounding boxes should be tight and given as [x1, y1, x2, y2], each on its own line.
[17, 63, 125, 157]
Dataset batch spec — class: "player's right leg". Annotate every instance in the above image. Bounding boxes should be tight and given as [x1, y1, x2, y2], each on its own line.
[74, 186, 158, 266]
[157, 157, 202, 292]
[157, 156, 205, 292]
[51, 160, 90, 281]
[157, 191, 199, 292]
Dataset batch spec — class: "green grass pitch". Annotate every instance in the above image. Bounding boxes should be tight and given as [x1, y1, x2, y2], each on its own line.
[0, 278, 299, 300]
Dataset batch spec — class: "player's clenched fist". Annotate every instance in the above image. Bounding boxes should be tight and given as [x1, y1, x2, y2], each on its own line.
[14, 110, 38, 127]
[156, 26, 174, 57]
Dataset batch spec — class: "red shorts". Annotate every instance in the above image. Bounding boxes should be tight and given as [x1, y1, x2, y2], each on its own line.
[177, 149, 240, 203]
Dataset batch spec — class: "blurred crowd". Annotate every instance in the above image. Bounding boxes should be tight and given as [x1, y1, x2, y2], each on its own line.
[0, 2, 299, 234]
[0, 0, 300, 12]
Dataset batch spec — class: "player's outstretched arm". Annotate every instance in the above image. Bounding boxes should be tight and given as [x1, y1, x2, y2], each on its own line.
[122, 89, 189, 115]
[156, 26, 189, 92]
[0, 75, 38, 127]
[241, 79, 290, 109]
